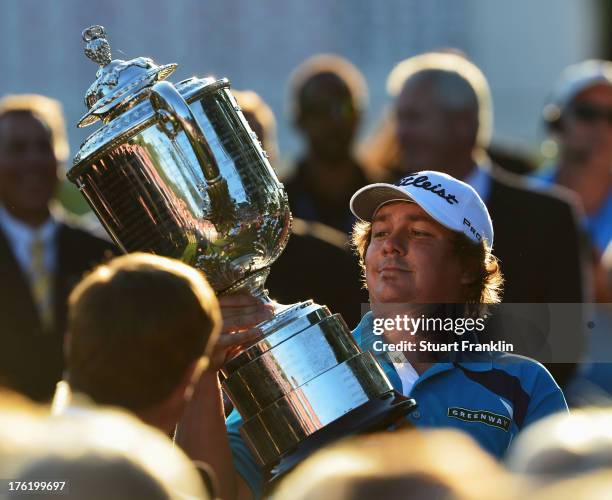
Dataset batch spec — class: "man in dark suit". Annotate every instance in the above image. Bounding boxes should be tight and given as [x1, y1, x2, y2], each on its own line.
[266, 217, 366, 329]
[384, 52, 586, 385]
[0, 95, 116, 401]
[283, 55, 370, 234]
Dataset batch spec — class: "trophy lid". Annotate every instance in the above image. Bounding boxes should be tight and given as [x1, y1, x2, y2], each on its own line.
[78, 25, 176, 128]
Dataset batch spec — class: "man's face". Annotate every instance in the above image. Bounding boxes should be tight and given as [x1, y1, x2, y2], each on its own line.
[561, 84, 612, 164]
[365, 201, 466, 309]
[296, 73, 360, 159]
[396, 80, 459, 174]
[0, 112, 58, 221]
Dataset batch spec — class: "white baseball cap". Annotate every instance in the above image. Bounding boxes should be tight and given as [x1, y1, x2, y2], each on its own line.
[350, 170, 494, 247]
[543, 59, 612, 123]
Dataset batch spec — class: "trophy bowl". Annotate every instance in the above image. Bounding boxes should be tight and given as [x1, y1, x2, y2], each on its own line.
[70, 28, 290, 294]
[68, 25, 416, 477]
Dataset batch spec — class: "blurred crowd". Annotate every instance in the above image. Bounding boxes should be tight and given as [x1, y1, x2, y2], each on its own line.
[0, 48, 611, 499]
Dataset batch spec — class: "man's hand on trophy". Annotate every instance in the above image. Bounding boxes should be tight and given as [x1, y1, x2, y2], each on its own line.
[179, 293, 273, 500]
[209, 294, 274, 371]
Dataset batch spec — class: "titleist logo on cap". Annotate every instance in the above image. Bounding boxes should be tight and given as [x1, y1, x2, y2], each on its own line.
[396, 175, 459, 205]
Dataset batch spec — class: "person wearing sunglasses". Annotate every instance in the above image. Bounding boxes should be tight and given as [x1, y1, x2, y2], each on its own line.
[541, 60, 612, 253]
[540, 61, 612, 408]
[284, 54, 370, 235]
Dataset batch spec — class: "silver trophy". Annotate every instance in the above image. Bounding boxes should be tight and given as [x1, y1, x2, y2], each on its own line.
[69, 26, 415, 475]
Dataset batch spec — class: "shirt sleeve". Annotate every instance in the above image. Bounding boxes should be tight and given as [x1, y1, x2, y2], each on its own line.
[522, 362, 569, 429]
[226, 408, 263, 498]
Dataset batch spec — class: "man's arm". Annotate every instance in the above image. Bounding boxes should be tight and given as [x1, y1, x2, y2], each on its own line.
[176, 294, 273, 500]
[176, 370, 252, 500]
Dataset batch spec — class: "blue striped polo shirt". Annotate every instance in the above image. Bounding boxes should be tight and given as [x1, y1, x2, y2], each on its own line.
[226, 311, 568, 496]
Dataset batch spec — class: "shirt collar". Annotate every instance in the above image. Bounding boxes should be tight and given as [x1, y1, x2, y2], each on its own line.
[0, 204, 57, 245]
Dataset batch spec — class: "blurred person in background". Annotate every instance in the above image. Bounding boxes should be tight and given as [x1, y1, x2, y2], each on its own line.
[0, 94, 116, 402]
[54, 253, 222, 498]
[283, 54, 369, 234]
[385, 51, 585, 305]
[272, 429, 519, 500]
[0, 403, 209, 500]
[540, 59, 612, 252]
[538, 61, 612, 405]
[359, 111, 540, 180]
[358, 48, 538, 180]
[383, 52, 587, 388]
[528, 470, 612, 500]
[506, 408, 612, 485]
[563, 244, 612, 407]
[14, 455, 174, 500]
[234, 89, 367, 327]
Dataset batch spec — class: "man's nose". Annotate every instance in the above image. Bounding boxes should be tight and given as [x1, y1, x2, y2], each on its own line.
[382, 232, 406, 255]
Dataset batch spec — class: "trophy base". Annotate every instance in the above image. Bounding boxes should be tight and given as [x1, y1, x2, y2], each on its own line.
[264, 391, 417, 487]
[221, 300, 417, 472]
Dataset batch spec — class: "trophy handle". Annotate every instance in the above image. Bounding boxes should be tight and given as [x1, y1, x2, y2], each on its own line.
[150, 79, 237, 231]
[149, 80, 222, 184]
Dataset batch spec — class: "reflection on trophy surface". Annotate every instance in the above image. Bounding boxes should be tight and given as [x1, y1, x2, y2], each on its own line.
[68, 25, 415, 474]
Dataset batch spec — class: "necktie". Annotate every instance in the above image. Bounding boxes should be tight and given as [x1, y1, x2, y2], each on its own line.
[30, 236, 54, 333]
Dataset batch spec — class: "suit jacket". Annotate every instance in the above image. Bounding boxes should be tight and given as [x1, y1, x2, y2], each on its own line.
[266, 218, 368, 330]
[284, 158, 368, 234]
[0, 219, 116, 401]
[486, 168, 585, 303]
[484, 168, 587, 387]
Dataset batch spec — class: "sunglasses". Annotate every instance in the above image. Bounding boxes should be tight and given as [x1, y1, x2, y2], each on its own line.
[571, 102, 612, 125]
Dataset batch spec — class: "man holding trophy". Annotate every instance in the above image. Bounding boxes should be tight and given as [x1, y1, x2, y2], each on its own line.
[66, 26, 567, 500]
[197, 171, 568, 498]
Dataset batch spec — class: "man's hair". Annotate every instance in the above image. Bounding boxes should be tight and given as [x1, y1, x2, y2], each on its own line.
[273, 429, 513, 500]
[66, 253, 221, 411]
[0, 94, 69, 162]
[287, 54, 368, 121]
[16, 454, 172, 500]
[506, 408, 612, 478]
[0, 406, 209, 499]
[387, 52, 493, 149]
[351, 220, 503, 312]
